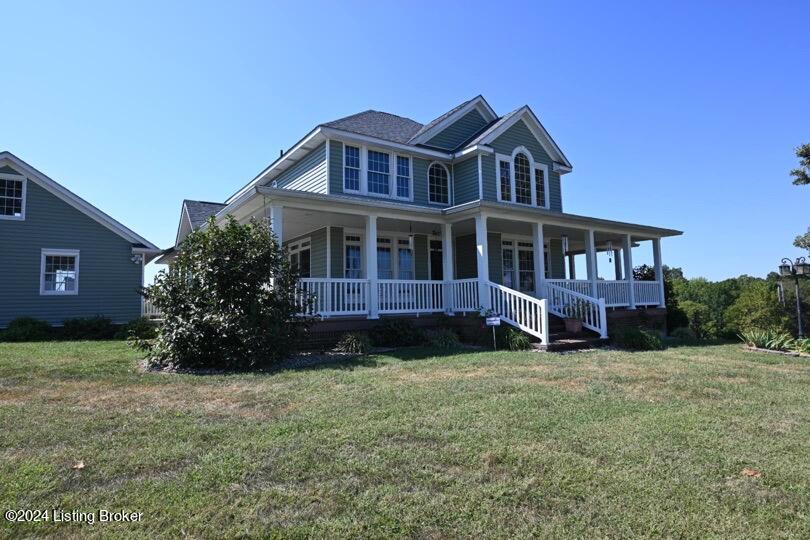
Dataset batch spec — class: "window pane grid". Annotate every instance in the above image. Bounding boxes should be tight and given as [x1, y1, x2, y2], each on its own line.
[535, 167, 546, 207]
[43, 255, 77, 292]
[367, 150, 390, 195]
[499, 161, 511, 202]
[514, 153, 532, 205]
[396, 156, 410, 198]
[0, 178, 23, 217]
[428, 164, 449, 204]
[344, 146, 360, 191]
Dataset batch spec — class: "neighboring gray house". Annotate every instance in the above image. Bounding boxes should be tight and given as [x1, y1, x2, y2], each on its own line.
[163, 96, 682, 345]
[0, 152, 160, 327]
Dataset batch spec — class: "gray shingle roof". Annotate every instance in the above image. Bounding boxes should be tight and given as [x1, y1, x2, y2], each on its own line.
[408, 96, 476, 143]
[322, 110, 423, 144]
[184, 200, 226, 229]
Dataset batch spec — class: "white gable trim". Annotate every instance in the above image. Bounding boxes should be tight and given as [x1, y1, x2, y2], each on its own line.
[477, 107, 573, 170]
[0, 152, 159, 250]
[409, 96, 498, 146]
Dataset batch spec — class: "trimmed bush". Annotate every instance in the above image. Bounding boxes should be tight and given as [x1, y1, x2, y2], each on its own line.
[502, 327, 532, 351]
[62, 317, 117, 340]
[613, 328, 664, 351]
[425, 328, 461, 350]
[370, 319, 425, 347]
[115, 317, 158, 340]
[335, 332, 372, 355]
[1, 317, 52, 342]
[670, 326, 698, 342]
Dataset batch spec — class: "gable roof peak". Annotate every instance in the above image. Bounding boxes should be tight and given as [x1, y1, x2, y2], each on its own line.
[408, 95, 497, 145]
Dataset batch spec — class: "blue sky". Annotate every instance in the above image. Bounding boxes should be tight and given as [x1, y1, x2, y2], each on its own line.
[2, 0, 808, 283]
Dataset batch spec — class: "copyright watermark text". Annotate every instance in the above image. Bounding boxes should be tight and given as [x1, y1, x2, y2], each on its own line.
[5, 508, 143, 525]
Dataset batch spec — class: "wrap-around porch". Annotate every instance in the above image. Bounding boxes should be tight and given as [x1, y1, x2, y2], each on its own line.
[265, 202, 668, 341]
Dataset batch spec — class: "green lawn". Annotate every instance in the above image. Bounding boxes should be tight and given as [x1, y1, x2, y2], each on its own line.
[1, 342, 809, 538]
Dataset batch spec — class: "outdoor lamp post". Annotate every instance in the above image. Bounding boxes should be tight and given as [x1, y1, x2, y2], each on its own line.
[779, 257, 807, 338]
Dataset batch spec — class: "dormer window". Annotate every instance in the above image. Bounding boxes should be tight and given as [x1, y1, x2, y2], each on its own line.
[428, 163, 450, 205]
[0, 175, 26, 220]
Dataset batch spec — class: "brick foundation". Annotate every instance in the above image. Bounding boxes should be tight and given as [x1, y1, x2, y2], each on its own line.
[606, 307, 667, 336]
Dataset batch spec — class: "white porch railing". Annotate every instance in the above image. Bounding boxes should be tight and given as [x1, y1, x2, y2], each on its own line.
[297, 278, 370, 316]
[487, 281, 549, 343]
[634, 281, 661, 305]
[451, 278, 479, 312]
[597, 280, 630, 307]
[545, 282, 607, 337]
[142, 299, 162, 319]
[378, 280, 444, 314]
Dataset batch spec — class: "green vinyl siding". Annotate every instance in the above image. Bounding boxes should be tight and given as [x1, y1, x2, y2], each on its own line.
[0, 165, 18, 174]
[480, 153, 497, 202]
[454, 234, 475, 279]
[547, 238, 566, 279]
[453, 156, 479, 204]
[0, 180, 143, 327]
[275, 143, 327, 194]
[414, 234, 429, 280]
[487, 119, 563, 212]
[487, 232, 502, 285]
[425, 109, 488, 151]
[330, 226, 344, 278]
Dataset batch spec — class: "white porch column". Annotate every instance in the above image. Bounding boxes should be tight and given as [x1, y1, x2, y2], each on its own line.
[623, 234, 636, 309]
[365, 215, 379, 319]
[268, 204, 284, 244]
[568, 254, 576, 279]
[442, 222, 454, 313]
[652, 238, 666, 307]
[585, 229, 598, 298]
[532, 222, 545, 298]
[475, 213, 491, 310]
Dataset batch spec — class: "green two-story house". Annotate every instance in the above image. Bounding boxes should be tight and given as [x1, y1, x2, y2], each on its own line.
[164, 96, 681, 344]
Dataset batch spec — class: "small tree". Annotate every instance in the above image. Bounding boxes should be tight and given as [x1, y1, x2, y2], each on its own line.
[140, 216, 307, 370]
[790, 144, 809, 251]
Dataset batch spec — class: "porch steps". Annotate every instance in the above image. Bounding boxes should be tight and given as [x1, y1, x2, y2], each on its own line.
[535, 314, 608, 352]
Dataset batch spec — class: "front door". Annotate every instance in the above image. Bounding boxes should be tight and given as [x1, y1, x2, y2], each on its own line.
[502, 240, 536, 294]
[429, 240, 443, 280]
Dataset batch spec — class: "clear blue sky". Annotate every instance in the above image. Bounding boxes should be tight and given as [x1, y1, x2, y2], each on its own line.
[3, 0, 808, 283]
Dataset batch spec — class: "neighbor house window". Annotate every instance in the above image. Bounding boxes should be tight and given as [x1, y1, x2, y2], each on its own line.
[535, 167, 547, 208]
[0, 176, 25, 219]
[428, 163, 449, 205]
[344, 145, 361, 192]
[514, 153, 532, 205]
[396, 156, 411, 199]
[498, 160, 511, 202]
[344, 235, 362, 278]
[367, 150, 390, 195]
[40, 249, 79, 295]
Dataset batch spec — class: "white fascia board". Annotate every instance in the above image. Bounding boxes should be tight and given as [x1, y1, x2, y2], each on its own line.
[320, 127, 452, 160]
[0, 152, 159, 249]
[453, 144, 494, 159]
[409, 96, 498, 145]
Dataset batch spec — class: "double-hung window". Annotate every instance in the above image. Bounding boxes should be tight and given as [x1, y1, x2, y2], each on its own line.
[367, 150, 390, 195]
[498, 160, 511, 202]
[497, 149, 549, 208]
[40, 249, 79, 295]
[397, 239, 414, 279]
[288, 238, 311, 278]
[514, 153, 532, 205]
[344, 145, 361, 192]
[535, 166, 547, 208]
[428, 163, 449, 205]
[396, 156, 411, 199]
[0, 175, 25, 220]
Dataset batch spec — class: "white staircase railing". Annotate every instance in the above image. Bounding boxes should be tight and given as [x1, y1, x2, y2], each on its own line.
[545, 282, 607, 338]
[486, 281, 549, 343]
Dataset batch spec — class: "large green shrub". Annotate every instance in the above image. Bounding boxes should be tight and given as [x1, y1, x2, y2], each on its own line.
[62, 317, 117, 340]
[115, 317, 158, 340]
[670, 326, 698, 342]
[724, 281, 791, 335]
[678, 300, 716, 339]
[613, 328, 664, 351]
[139, 216, 307, 370]
[370, 319, 425, 347]
[1, 317, 52, 342]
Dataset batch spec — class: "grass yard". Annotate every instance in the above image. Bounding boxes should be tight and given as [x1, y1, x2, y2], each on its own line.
[1, 342, 809, 538]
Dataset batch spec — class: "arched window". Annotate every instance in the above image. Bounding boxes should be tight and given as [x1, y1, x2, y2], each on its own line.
[428, 163, 449, 204]
[514, 153, 532, 205]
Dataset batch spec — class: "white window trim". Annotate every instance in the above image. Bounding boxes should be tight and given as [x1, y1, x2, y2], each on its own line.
[341, 141, 419, 203]
[288, 237, 311, 276]
[343, 233, 364, 278]
[393, 154, 413, 202]
[0, 173, 27, 221]
[501, 234, 550, 280]
[40, 249, 80, 296]
[495, 148, 550, 209]
[342, 228, 418, 280]
[427, 162, 451, 206]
